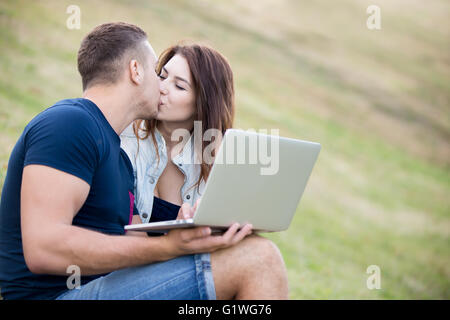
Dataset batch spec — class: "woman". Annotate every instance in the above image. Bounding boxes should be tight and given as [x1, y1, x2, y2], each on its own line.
[120, 43, 235, 225]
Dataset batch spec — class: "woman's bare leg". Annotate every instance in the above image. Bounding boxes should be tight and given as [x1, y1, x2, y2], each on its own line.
[210, 235, 289, 300]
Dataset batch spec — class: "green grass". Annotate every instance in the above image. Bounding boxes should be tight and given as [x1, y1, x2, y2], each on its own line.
[0, 0, 449, 299]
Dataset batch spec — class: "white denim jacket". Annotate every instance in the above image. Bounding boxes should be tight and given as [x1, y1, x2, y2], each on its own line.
[120, 123, 205, 223]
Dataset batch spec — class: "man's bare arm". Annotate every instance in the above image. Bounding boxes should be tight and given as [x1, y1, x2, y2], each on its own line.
[20, 165, 174, 276]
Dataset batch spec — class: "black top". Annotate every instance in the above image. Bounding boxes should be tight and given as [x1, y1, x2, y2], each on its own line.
[147, 196, 181, 237]
[150, 196, 180, 222]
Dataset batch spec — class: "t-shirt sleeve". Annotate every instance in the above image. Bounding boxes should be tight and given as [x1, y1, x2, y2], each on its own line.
[23, 107, 101, 186]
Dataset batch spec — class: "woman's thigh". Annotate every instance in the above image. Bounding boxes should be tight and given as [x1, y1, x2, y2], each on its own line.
[56, 253, 216, 300]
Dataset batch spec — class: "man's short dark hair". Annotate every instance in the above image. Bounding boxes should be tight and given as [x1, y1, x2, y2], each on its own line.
[77, 22, 148, 90]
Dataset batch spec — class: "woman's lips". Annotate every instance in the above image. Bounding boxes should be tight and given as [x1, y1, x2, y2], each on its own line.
[158, 102, 166, 110]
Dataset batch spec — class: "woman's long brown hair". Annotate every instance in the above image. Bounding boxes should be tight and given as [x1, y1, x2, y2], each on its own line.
[133, 43, 235, 192]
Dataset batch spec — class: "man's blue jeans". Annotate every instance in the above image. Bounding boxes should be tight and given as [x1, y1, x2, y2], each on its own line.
[55, 253, 216, 300]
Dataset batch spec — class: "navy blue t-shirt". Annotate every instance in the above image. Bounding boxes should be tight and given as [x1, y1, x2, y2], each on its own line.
[0, 98, 138, 300]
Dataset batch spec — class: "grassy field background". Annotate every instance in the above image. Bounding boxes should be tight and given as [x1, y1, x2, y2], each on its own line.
[0, 0, 449, 299]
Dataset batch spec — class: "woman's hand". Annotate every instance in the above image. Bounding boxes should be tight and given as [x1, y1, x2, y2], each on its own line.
[176, 199, 201, 220]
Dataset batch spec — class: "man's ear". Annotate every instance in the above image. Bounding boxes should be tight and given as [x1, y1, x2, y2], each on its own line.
[129, 59, 143, 85]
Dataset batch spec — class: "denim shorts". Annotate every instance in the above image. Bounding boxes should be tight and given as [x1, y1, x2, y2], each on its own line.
[55, 253, 216, 300]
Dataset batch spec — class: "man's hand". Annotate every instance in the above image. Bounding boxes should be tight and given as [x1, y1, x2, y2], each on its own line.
[166, 201, 253, 256]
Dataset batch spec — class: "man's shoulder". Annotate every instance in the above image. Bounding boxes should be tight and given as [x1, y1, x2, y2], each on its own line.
[38, 98, 97, 123]
[27, 98, 101, 136]
[20, 99, 107, 179]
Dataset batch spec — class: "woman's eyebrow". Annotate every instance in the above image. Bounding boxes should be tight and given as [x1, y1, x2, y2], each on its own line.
[162, 66, 191, 87]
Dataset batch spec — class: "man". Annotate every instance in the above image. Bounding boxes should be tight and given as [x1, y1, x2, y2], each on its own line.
[0, 22, 288, 300]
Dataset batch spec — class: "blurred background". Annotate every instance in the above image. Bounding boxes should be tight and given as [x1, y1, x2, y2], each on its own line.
[0, 0, 448, 299]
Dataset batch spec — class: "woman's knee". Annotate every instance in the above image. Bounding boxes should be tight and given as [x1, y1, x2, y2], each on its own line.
[236, 234, 285, 268]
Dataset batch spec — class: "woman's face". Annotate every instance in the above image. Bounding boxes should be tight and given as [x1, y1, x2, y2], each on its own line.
[157, 54, 196, 123]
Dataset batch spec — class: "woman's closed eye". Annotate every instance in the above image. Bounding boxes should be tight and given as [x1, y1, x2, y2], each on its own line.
[159, 74, 185, 90]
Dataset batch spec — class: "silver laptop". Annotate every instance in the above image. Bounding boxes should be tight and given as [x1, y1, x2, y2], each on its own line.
[125, 129, 321, 234]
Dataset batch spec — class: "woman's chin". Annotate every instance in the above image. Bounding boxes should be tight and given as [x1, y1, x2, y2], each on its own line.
[155, 113, 167, 121]
[154, 108, 164, 120]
